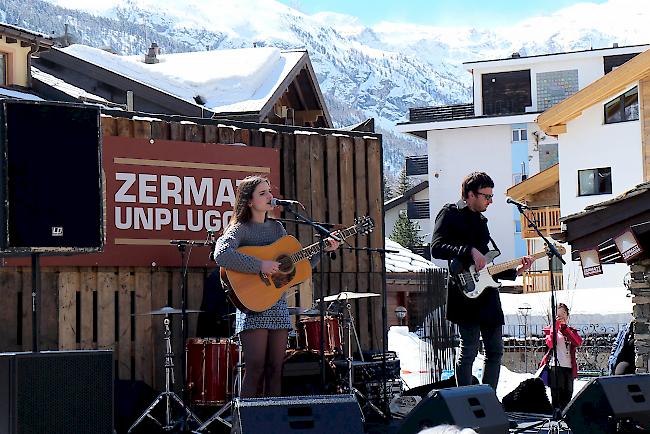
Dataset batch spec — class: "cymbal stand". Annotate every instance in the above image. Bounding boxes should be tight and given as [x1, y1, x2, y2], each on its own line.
[128, 316, 201, 432]
[342, 300, 386, 420]
[194, 337, 243, 432]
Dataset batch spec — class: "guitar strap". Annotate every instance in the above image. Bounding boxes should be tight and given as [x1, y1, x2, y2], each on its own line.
[488, 236, 500, 254]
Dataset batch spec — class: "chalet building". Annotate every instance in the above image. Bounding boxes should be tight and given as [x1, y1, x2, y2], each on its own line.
[384, 180, 430, 259]
[32, 44, 332, 128]
[537, 47, 650, 289]
[0, 23, 52, 98]
[396, 43, 650, 279]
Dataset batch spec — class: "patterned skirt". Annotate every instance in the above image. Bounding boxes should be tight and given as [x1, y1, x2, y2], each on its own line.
[235, 295, 291, 333]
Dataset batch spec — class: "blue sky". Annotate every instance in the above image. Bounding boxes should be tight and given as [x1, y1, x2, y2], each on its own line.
[279, 0, 609, 27]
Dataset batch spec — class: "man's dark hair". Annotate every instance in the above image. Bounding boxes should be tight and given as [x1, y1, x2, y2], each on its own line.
[461, 172, 494, 199]
[558, 303, 569, 315]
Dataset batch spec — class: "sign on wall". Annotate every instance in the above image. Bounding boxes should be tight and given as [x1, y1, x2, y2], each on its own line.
[5, 136, 280, 267]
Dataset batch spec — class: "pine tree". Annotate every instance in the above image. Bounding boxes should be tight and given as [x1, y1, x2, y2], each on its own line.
[396, 165, 413, 195]
[389, 211, 424, 248]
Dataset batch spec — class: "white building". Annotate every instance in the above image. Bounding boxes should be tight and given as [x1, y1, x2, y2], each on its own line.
[396, 44, 650, 271]
[384, 180, 430, 257]
[537, 47, 650, 289]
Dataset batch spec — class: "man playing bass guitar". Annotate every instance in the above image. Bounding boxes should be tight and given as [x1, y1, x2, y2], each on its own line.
[431, 172, 533, 390]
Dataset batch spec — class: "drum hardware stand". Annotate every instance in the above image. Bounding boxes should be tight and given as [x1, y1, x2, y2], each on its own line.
[341, 300, 386, 420]
[193, 336, 243, 433]
[129, 316, 202, 433]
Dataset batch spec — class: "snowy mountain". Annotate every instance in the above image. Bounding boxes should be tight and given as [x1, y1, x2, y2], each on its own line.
[7, 0, 650, 177]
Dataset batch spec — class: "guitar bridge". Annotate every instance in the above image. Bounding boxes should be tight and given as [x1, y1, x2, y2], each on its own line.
[458, 274, 466, 285]
[259, 273, 272, 286]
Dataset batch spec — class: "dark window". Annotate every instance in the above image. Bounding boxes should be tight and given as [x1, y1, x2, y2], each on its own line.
[482, 70, 531, 116]
[604, 53, 640, 74]
[407, 200, 430, 219]
[604, 87, 639, 124]
[578, 167, 612, 196]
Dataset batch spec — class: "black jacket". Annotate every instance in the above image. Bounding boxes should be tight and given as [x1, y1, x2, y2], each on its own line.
[430, 201, 516, 326]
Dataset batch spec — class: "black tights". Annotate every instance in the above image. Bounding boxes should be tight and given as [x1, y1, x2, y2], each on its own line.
[239, 328, 288, 397]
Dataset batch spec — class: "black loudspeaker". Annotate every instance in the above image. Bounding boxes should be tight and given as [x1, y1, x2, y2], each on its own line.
[0, 350, 113, 434]
[232, 394, 364, 434]
[398, 385, 509, 434]
[563, 374, 650, 434]
[0, 100, 103, 252]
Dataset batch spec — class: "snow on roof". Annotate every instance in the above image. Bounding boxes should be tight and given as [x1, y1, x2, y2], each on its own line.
[60, 45, 305, 114]
[0, 88, 43, 101]
[501, 286, 632, 330]
[32, 67, 110, 103]
[385, 238, 438, 272]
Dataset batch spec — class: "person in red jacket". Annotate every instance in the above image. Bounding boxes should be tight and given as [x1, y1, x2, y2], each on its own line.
[539, 303, 583, 410]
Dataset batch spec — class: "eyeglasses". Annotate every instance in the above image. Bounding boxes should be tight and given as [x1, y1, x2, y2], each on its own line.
[476, 192, 494, 200]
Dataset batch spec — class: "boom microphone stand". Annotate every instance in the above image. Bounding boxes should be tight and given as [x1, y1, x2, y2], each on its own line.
[511, 203, 567, 432]
[280, 204, 340, 390]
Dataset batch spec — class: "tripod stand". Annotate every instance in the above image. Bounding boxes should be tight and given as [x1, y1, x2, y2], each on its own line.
[337, 296, 387, 420]
[129, 315, 201, 432]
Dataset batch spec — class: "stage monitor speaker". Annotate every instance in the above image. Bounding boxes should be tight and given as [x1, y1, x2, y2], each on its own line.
[0, 100, 103, 253]
[398, 385, 509, 434]
[232, 394, 363, 434]
[0, 350, 113, 434]
[563, 374, 650, 434]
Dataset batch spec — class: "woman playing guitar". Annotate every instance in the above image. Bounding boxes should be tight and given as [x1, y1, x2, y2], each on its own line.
[213, 175, 340, 398]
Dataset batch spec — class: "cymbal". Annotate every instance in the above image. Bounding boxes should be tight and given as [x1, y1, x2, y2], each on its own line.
[134, 306, 204, 316]
[317, 291, 381, 302]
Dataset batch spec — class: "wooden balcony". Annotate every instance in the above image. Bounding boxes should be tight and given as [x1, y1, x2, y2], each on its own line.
[523, 271, 564, 293]
[521, 207, 561, 238]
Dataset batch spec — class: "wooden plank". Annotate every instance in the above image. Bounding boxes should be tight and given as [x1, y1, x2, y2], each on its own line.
[281, 133, 297, 237]
[118, 268, 134, 380]
[79, 267, 96, 349]
[234, 127, 250, 145]
[185, 124, 204, 143]
[133, 120, 151, 139]
[170, 122, 185, 141]
[366, 138, 384, 272]
[134, 267, 153, 385]
[371, 272, 384, 351]
[151, 270, 171, 391]
[187, 271, 204, 338]
[310, 135, 327, 275]
[205, 124, 218, 144]
[171, 269, 183, 393]
[101, 116, 117, 137]
[97, 268, 117, 353]
[40, 269, 59, 350]
[295, 134, 313, 245]
[218, 126, 235, 144]
[116, 118, 134, 137]
[0, 271, 19, 351]
[339, 136, 356, 272]
[326, 136, 342, 275]
[151, 121, 171, 140]
[58, 271, 78, 350]
[356, 273, 370, 349]
[21, 269, 32, 351]
[341, 272, 359, 353]
[354, 137, 370, 273]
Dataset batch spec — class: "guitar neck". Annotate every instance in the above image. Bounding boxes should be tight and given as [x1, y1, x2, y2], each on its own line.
[290, 225, 359, 263]
[487, 251, 547, 275]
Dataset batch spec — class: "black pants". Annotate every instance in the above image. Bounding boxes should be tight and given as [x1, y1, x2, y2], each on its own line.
[549, 366, 573, 410]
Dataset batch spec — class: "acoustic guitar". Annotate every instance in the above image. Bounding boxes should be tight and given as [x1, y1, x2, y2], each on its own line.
[221, 216, 374, 313]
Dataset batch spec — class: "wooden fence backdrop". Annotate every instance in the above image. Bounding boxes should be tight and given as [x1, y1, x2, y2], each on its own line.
[0, 114, 385, 391]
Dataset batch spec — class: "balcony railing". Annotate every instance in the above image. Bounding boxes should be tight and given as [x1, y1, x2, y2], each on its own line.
[406, 155, 428, 176]
[407, 200, 430, 220]
[523, 270, 564, 293]
[409, 103, 475, 123]
[521, 207, 561, 238]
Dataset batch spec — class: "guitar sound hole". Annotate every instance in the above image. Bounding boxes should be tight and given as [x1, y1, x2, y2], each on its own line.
[277, 255, 294, 273]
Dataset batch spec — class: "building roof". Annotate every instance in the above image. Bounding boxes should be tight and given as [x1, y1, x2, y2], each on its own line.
[537, 47, 650, 135]
[385, 238, 437, 272]
[506, 163, 559, 201]
[463, 43, 650, 70]
[0, 22, 53, 47]
[31, 67, 114, 105]
[0, 87, 43, 101]
[385, 181, 428, 211]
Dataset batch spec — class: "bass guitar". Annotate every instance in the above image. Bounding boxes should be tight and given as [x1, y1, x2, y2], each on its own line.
[221, 216, 374, 313]
[450, 244, 566, 299]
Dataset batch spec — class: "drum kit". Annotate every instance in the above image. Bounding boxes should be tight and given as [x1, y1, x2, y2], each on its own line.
[127, 291, 396, 433]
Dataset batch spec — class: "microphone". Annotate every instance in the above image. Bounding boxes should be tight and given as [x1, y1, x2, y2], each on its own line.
[271, 198, 303, 208]
[506, 197, 530, 209]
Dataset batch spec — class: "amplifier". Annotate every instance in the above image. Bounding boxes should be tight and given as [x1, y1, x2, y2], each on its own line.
[333, 359, 401, 383]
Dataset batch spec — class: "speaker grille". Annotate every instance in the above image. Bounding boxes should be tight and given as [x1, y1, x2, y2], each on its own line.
[13, 351, 113, 434]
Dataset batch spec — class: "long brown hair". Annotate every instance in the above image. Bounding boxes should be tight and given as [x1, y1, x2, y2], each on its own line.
[227, 175, 270, 228]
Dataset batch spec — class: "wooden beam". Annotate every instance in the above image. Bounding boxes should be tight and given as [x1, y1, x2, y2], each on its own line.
[538, 48, 650, 134]
[546, 124, 567, 135]
[294, 110, 323, 124]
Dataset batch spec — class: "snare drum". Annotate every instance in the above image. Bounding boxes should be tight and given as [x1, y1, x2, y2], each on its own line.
[297, 316, 342, 355]
[186, 337, 239, 405]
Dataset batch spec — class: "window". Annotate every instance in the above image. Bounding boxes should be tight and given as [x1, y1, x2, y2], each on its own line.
[578, 167, 612, 196]
[0, 54, 5, 86]
[604, 86, 639, 124]
[512, 128, 527, 142]
[482, 70, 531, 116]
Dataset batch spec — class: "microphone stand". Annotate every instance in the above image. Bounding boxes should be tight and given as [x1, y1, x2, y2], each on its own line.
[342, 245, 398, 418]
[512, 203, 567, 428]
[280, 204, 339, 391]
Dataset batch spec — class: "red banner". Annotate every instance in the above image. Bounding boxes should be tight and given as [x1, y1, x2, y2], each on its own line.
[5, 136, 280, 267]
